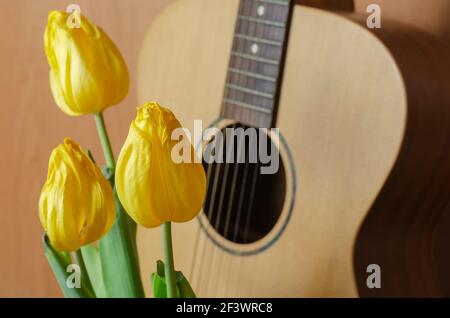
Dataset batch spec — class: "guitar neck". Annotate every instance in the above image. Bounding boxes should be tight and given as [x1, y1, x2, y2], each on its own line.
[221, 0, 294, 128]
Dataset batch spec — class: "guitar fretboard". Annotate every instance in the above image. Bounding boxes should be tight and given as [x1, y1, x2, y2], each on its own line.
[221, 0, 293, 128]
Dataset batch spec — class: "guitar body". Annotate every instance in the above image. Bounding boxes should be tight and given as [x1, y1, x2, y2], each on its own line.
[136, 0, 450, 297]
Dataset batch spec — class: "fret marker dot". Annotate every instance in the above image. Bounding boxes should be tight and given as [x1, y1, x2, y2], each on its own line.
[257, 5, 265, 17]
[251, 43, 259, 54]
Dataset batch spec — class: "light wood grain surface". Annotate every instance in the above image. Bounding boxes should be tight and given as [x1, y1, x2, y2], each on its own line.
[0, 0, 449, 297]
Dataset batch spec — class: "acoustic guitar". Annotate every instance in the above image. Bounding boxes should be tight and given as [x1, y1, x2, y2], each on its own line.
[136, 0, 450, 297]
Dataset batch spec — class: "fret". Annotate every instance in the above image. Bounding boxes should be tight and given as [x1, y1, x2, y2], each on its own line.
[227, 71, 277, 95]
[223, 98, 272, 114]
[234, 34, 282, 47]
[233, 38, 283, 61]
[230, 53, 280, 78]
[231, 51, 279, 65]
[222, 102, 272, 128]
[224, 87, 274, 110]
[238, 15, 286, 28]
[259, 0, 290, 6]
[226, 83, 274, 99]
[236, 20, 285, 43]
[228, 68, 277, 83]
[240, 0, 290, 22]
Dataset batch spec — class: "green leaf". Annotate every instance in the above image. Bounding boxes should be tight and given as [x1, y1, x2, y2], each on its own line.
[73, 249, 95, 296]
[157, 259, 165, 277]
[81, 244, 107, 298]
[176, 271, 196, 298]
[42, 234, 94, 298]
[151, 260, 196, 298]
[151, 272, 168, 298]
[99, 189, 145, 297]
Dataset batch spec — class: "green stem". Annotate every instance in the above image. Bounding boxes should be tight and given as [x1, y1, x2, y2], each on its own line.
[93, 111, 144, 297]
[163, 222, 177, 297]
[94, 113, 115, 170]
[74, 249, 95, 295]
[43, 234, 94, 298]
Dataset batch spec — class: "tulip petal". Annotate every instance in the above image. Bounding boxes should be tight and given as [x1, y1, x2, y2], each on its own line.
[39, 138, 115, 252]
[49, 70, 78, 116]
[116, 102, 206, 228]
[44, 11, 129, 116]
[116, 126, 166, 227]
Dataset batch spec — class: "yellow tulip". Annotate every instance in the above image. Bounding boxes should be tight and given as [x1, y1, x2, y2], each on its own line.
[39, 138, 115, 251]
[115, 102, 206, 228]
[44, 11, 129, 116]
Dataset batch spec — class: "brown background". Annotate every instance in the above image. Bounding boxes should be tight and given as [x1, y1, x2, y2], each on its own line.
[0, 0, 449, 297]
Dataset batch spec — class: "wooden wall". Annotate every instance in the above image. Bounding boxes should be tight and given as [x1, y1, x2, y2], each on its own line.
[0, 0, 448, 297]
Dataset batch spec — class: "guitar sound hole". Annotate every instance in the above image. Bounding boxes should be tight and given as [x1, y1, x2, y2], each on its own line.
[202, 123, 286, 244]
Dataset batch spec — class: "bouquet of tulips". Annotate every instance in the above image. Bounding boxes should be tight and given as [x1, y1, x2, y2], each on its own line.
[39, 11, 206, 298]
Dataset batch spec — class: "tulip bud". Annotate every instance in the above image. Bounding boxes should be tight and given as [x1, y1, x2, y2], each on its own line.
[39, 138, 116, 251]
[44, 11, 129, 116]
[115, 102, 206, 228]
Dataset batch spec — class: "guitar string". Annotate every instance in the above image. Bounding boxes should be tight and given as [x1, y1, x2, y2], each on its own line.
[203, 124, 237, 296]
[195, 6, 247, 290]
[193, 135, 224, 293]
[195, 0, 257, 296]
[230, 164, 259, 297]
[190, 0, 288, 296]
[217, 0, 265, 296]
[186, 0, 247, 292]
[205, 0, 255, 296]
[189, 129, 217, 288]
[231, 0, 285, 297]
[189, 151, 214, 284]
[225, 0, 263, 297]
[207, 2, 251, 296]
[212, 128, 245, 296]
